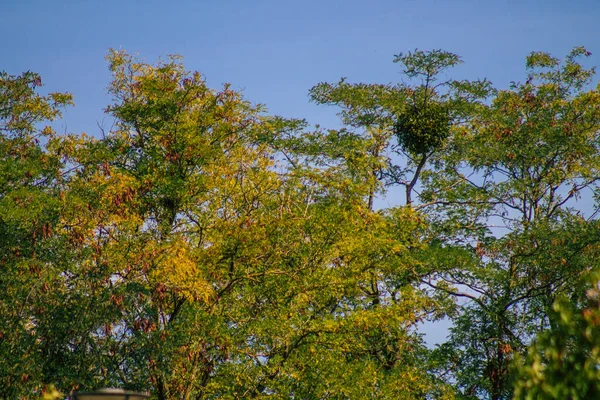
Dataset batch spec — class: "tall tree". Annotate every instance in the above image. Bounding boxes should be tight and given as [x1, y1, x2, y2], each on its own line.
[305, 50, 492, 398]
[307, 46, 600, 399]
[424, 47, 600, 399]
[0, 71, 73, 399]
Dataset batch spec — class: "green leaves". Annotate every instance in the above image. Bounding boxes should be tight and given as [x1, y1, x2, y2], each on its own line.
[395, 99, 450, 155]
[0, 51, 442, 399]
[415, 47, 600, 399]
[0, 71, 73, 136]
[394, 49, 462, 80]
[0, 71, 73, 399]
[514, 273, 600, 400]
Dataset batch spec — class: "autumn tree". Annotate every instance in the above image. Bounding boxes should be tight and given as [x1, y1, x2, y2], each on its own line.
[307, 46, 600, 399]
[4, 46, 600, 400]
[7, 51, 449, 399]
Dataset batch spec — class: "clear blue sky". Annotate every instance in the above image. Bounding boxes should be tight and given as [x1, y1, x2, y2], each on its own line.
[2, 0, 599, 345]
[2, 0, 599, 135]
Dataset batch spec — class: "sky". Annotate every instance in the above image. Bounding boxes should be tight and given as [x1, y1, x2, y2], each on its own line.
[3, 0, 599, 135]
[2, 0, 600, 345]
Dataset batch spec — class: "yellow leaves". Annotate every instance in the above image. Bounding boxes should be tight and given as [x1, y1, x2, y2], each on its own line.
[149, 239, 214, 304]
[99, 170, 137, 198]
[40, 385, 62, 400]
[57, 171, 144, 250]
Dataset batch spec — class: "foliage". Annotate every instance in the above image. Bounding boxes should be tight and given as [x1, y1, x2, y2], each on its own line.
[0, 52, 452, 399]
[0, 71, 72, 399]
[513, 272, 600, 399]
[307, 46, 600, 399]
[2, 46, 600, 400]
[422, 47, 600, 399]
[309, 49, 491, 206]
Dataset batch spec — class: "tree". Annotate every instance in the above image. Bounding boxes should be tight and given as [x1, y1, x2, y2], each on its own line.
[424, 47, 600, 399]
[307, 46, 600, 399]
[0, 70, 72, 398]
[306, 50, 492, 398]
[309, 49, 491, 207]
[4, 45, 600, 400]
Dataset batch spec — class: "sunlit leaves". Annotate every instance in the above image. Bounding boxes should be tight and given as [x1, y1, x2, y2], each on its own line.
[394, 49, 462, 80]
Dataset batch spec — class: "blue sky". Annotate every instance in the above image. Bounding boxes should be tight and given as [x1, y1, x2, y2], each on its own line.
[2, 0, 599, 345]
[2, 0, 599, 136]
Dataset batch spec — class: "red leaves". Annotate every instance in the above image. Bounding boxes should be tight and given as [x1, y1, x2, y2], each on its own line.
[154, 283, 167, 301]
[101, 162, 111, 176]
[41, 222, 52, 238]
[68, 228, 85, 246]
[112, 187, 135, 207]
[110, 294, 124, 307]
[133, 318, 157, 333]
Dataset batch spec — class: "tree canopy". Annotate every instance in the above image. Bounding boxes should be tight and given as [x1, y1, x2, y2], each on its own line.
[2, 47, 600, 400]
